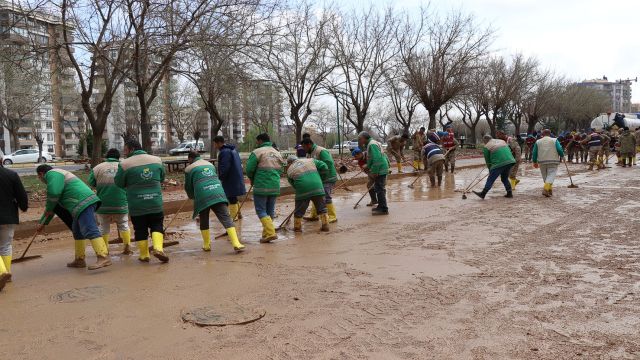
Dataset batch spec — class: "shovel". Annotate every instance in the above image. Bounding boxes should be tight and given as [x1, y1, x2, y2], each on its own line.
[563, 160, 579, 188]
[12, 232, 42, 264]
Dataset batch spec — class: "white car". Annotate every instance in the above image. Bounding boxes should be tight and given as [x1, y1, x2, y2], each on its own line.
[168, 141, 205, 156]
[2, 149, 54, 165]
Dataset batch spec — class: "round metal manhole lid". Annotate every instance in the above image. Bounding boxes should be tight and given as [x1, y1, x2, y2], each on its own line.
[51, 286, 119, 303]
[181, 304, 265, 327]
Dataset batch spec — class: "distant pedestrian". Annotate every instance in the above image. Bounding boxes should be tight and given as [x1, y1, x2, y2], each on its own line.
[619, 127, 637, 167]
[473, 135, 516, 199]
[532, 129, 564, 197]
[411, 127, 426, 171]
[387, 133, 409, 173]
[0, 152, 28, 291]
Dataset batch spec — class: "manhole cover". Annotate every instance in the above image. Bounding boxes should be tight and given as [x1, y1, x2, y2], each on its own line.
[181, 304, 265, 327]
[51, 286, 119, 303]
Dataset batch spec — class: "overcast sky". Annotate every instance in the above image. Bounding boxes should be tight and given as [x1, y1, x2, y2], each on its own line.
[374, 0, 640, 101]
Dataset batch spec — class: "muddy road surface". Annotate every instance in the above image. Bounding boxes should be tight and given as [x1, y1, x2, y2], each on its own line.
[2, 164, 639, 359]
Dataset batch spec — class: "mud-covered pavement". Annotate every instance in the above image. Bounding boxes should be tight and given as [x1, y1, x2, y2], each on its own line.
[2, 163, 640, 359]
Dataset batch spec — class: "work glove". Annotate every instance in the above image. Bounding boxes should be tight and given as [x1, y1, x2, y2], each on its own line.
[533, 163, 539, 168]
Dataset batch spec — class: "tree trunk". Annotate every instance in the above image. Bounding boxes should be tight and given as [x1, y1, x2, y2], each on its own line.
[140, 104, 152, 152]
[295, 121, 302, 145]
[163, 71, 173, 151]
[91, 131, 103, 167]
[10, 130, 19, 152]
[488, 113, 497, 137]
[427, 109, 437, 130]
[469, 123, 478, 145]
[527, 116, 538, 134]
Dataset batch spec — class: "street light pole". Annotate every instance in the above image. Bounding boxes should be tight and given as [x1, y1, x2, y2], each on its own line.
[335, 95, 341, 156]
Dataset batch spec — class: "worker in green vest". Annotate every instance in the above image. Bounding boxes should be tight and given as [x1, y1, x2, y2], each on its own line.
[88, 148, 132, 255]
[300, 138, 338, 223]
[35, 165, 111, 270]
[245, 133, 284, 243]
[285, 155, 330, 233]
[114, 138, 168, 263]
[185, 151, 245, 253]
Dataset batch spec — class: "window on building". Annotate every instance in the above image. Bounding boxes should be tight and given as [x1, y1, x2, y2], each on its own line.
[46, 133, 54, 141]
[47, 145, 54, 153]
[45, 121, 52, 129]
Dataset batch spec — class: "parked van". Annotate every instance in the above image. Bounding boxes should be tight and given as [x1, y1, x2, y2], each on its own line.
[168, 140, 205, 155]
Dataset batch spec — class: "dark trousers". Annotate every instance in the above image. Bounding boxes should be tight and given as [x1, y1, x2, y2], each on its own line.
[483, 165, 513, 193]
[54, 204, 73, 230]
[199, 203, 234, 230]
[374, 175, 388, 210]
[294, 196, 327, 218]
[228, 196, 238, 205]
[130, 212, 164, 241]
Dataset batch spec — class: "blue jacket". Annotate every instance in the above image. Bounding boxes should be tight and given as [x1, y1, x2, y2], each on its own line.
[217, 144, 247, 198]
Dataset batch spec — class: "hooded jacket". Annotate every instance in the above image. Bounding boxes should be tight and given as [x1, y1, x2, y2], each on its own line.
[0, 165, 28, 225]
[217, 143, 246, 198]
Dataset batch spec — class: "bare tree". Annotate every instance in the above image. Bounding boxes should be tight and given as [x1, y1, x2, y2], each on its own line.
[167, 82, 199, 143]
[453, 60, 490, 144]
[124, 0, 215, 152]
[484, 54, 538, 136]
[307, 105, 335, 146]
[399, 8, 493, 130]
[384, 65, 421, 135]
[328, 6, 399, 134]
[253, 2, 335, 143]
[522, 70, 564, 134]
[58, 0, 134, 165]
[0, 48, 49, 151]
[555, 84, 610, 131]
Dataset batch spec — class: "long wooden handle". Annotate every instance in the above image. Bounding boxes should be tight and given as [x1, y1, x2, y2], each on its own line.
[164, 198, 189, 233]
[354, 183, 376, 209]
[233, 185, 253, 222]
[18, 232, 39, 259]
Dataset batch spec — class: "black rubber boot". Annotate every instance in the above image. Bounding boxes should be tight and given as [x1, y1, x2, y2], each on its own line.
[504, 191, 513, 198]
[473, 189, 488, 199]
[437, 176, 442, 187]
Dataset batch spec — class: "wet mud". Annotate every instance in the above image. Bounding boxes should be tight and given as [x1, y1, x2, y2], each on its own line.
[2, 163, 640, 359]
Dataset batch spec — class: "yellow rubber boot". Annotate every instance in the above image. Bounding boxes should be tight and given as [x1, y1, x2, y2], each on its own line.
[397, 163, 403, 173]
[88, 238, 112, 270]
[67, 240, 87, 268]
[1, 255, 11, 275]
[119, 230, 132, 255]
[151, 232, 169, 263]
[303, 206, 318, 221]
[201, 229, 211, 252]
[326, 203, 338, 223]
[229, 204, 239, 221]
[226, 227, 245, 252]
[259, 216, 277, 243]
[413, 160, 419, 171]
[320, 214, 330, 232]
[138, 240, 150, 262]
[0, 255, 7, 274]
[102, 234, 110, 255]
[509, 178, 517, 190]
[548, 183, 553, 196]
[294, 217, 302, 232]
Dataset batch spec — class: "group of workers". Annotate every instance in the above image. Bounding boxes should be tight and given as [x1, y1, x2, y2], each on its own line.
[0, 123, 638, 293]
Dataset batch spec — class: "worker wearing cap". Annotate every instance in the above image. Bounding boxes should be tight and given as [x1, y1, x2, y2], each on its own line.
[422, 134, 446, 187]
[581, 128, 604, 170]
[37, 164, 111, 270]
[359, 131, 389, 215]
[387, 133, 410, 173]
[245, 133, 284, 243]
[352, 148, 377, 207]
[532, 129, 564, 197]
[286, 155, 330, 233]
[412, 127, 426, 171]
[441, 131, 459, 173]
[473, 135, 516, 199]
[301, 138, 338, 224]
[88, 148, 131, 255]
